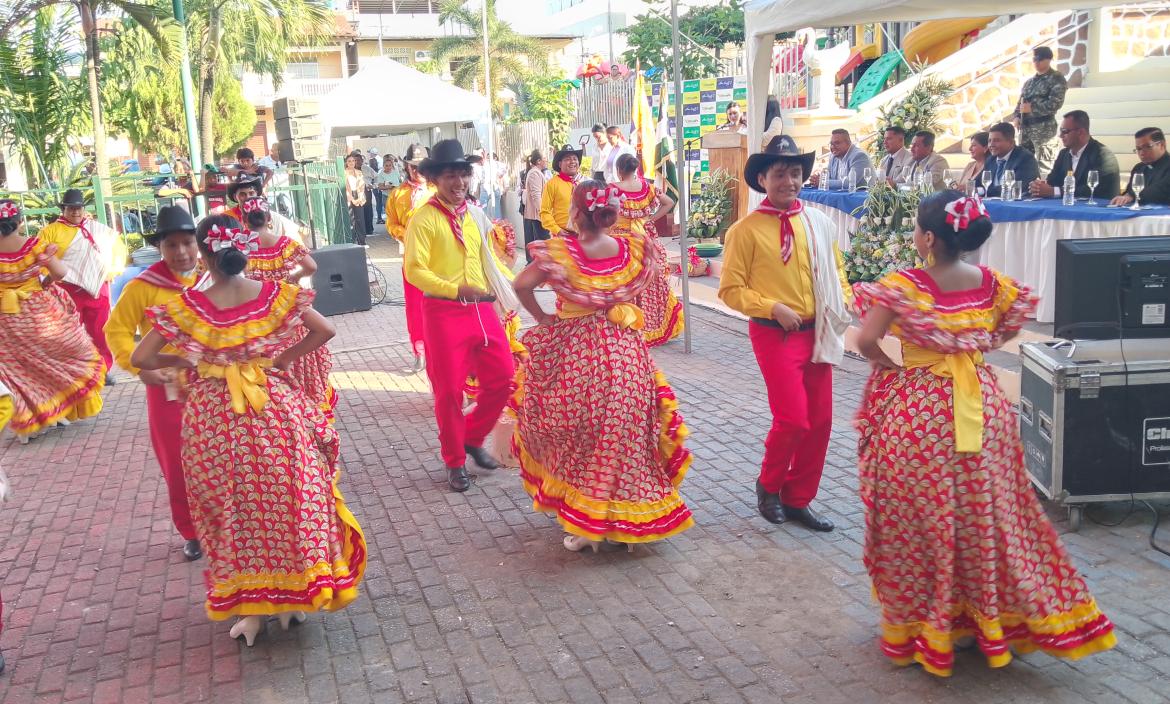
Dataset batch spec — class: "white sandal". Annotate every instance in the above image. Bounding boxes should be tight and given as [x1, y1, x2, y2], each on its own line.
[563, 535, 601, 553]
[277, 611, 307, 630]
[229, 615, 264, 647]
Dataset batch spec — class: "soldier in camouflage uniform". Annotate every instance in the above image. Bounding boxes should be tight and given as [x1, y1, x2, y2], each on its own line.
[1013, 46, 1068, 175]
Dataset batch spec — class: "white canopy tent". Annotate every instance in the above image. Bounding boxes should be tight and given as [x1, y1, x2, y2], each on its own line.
[320, 56, 491, 142]
[742, 0, 1120, 155]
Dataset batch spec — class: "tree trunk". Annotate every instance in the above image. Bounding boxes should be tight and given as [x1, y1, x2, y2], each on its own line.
[198, 5, 220, 166]
[80, 2, 110, 207]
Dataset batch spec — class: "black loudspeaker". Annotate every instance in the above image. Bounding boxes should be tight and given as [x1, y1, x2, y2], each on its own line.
[276, 139, 325, 163]
[310, 245, 371, 317]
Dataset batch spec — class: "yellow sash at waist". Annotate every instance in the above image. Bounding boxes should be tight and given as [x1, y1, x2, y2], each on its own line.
[0, 288, 33, 314]
[902, 347, 985, 453]
[197, 359, 273, 415]
[557, 301, 645, 330]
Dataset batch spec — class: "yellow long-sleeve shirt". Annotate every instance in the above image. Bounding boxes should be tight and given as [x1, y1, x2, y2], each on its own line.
[718, 210, 852, 320]
[104, 270, 197, 375]
[386, 181, 437, 242]
[540, 175, 575, 235]
[38, 220, 83, 256]
[404, 202, 514, 300]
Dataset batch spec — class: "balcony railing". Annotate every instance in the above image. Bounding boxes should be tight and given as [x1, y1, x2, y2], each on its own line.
[241, 75, 344, 105]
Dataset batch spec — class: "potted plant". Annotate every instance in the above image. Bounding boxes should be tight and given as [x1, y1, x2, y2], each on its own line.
[688, 168, 735, 248]
[844, 181, 923, 283]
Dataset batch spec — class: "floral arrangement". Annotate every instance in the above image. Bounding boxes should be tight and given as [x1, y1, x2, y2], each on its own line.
[688, 168, 735, 241]
[844, 181, 923, 283]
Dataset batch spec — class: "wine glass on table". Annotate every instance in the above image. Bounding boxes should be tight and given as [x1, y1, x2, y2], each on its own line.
[862, 167, 873, 189]
[1086, 170, 1100, 206]
[981, 169, 993, 197]
[1002, 169, 1016, 202]
[1131, 172, 1146, 211]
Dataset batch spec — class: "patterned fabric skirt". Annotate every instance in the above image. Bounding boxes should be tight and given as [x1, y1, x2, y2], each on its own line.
[285, 327, 338, 423]
[636, 232, 684, 348]
[0, 287, 105, 436]
[512, 314, 693, 542]
[466, 310, 524, 403]
[181, 371, 366, 620]
[856, 366, 1116, 676]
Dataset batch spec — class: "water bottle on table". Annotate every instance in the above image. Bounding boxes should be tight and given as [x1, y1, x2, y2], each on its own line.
[1063, 173, 1076, 206]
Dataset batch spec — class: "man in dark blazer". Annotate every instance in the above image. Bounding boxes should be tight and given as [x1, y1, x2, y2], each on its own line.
[1112, 127, 1170, 207]
[984, 122, 1039, 197]
[1030, 110, 1121, 199]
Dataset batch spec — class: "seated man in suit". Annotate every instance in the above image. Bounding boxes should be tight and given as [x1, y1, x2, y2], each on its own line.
[986, 121, 1039, 198]
[879, 126, 914, 185]
[1111, 127, 1170, 207]
[1030, 110, 1121, 199]
[901, 131, 948, 190]
[809, 129, 872, 190]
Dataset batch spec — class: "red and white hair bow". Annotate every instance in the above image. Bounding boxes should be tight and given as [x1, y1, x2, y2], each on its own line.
[240, 197, 270, 214]
[204, 225, 260, 254]
[0, 202, 20, 219]
[944, 196, 988, 232]
[584, 185, 623, 211]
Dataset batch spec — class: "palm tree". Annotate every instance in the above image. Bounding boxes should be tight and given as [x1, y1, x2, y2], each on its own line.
[0, 7, 89, 186]
[184, 0, 334, 165]
[432, 0, 548, 118]
[1, 1, 170, 190]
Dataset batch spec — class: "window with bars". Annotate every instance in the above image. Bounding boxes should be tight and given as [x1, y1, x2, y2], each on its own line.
[286, 60, 321, 80]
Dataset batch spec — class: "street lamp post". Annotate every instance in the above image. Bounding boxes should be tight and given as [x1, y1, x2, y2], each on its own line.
[481, 0, 496, 218]
[670, 0, 692, 354]
[172, 0, 203, 215]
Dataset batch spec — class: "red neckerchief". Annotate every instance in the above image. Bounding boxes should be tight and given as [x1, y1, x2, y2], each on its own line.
[556, 172, 576, 185]
[755, 199, 804, 264]
[57, 217, 94, 246]
[427, 196, 468, 247]
[137, 260, 191, 291]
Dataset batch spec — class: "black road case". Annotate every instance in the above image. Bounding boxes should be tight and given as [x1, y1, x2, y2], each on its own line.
[1019, 339, 1170, 529]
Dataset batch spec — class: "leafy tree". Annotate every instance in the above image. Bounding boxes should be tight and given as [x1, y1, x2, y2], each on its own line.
[620, 0, 745, 77]
[184, 0, 334, 165]
[0, 8, 89, 186]
[432, 0, 548, 118]
[506, 74, 574, 147]
[101, 20, 255, 159]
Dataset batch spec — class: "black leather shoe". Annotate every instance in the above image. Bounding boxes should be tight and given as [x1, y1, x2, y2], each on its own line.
[465, 445, 501, 470]
[448, 465, 471, 492]
[183, 539, 202, 561]
[755, 481, 786, 524]
[105, 372, 116, 385]
[781, 504, 835, 532]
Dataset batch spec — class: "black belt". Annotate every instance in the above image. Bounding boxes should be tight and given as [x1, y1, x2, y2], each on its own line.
[425, 294, 497, 303]
[750, 317, 816, 331]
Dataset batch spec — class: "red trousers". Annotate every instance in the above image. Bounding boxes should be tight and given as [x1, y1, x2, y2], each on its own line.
[145, 384, 197, 540]
[403, 272, 425, 356]
[421, 298, 515, 468]
[61, 281, 113, 371]
[749, 323, 833, 508]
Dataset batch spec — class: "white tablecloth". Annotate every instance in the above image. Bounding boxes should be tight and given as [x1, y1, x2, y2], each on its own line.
[803, 200, 1170, 323]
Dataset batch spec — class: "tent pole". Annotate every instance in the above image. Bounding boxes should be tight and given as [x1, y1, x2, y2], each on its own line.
[481, 0, 496, 218]
[670, 0, 692, 354]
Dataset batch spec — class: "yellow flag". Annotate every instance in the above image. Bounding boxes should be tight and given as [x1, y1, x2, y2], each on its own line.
[632, 69, 657, 180]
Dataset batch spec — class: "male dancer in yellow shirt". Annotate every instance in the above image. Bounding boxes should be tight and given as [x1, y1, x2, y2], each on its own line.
[539, 144, 583, 236]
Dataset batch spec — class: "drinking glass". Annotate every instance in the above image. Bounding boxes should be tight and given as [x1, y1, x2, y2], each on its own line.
[1002, 169, 1016, 201]
[1086, 170, 1099, 205]
[862, 167, 874, 188]
[1011, 181, 1022, 201]
[1131, 172, 1145, 210]
[981, 170, 993, 196]
[965, 178, 977, 197]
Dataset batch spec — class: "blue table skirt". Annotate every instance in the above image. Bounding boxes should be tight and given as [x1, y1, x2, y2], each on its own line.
[800, 189, 1170, 224]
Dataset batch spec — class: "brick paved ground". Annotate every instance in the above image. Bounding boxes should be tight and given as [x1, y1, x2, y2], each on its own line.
[1, 236, 1168, 704]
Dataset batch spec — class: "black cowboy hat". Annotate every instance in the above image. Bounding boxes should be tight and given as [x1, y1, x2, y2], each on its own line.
[226, 175, 264, 203]
[403, 144, 430, 166]
[552, 144, 584, 172]
[59, 188, 85, 208]
[418, 139, 476, 179]
[743, 129, 815, 194]
[145, 205, 196, 246]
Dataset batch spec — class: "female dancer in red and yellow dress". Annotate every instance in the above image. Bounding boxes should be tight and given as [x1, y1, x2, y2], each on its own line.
[854, 191, 1116, 676]
[610, 153, 683, 347]
[511, 181, 692, 552]
[0, 200, 104, 442]
[131, 214, 366, 647]
[240, 197, 338, 421]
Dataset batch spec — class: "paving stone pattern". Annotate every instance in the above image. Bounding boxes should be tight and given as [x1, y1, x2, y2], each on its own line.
[1, 243, 1168, 704]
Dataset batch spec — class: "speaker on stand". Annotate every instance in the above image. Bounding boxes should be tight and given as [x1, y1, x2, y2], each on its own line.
[310, 244, 371, 317]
